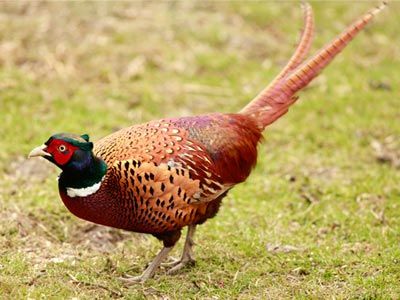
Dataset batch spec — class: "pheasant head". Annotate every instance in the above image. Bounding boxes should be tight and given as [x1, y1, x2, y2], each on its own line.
[29, 133, 107, 191]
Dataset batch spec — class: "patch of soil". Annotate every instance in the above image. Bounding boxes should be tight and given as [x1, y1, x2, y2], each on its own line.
[0, 205, 143, 270]
[371, 136, 400, 169]
[341, 242, 374, 254]
[266, 243, 306, 254]
[69, 224, 141, 252]
[6, 156, 55, 183]
[356, 193, 386, 225]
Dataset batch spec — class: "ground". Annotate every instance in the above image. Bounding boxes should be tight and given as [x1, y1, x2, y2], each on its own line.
[0, 2, 399, 299]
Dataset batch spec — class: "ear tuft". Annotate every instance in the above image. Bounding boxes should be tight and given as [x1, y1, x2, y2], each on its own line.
[81, 134, 90, 142]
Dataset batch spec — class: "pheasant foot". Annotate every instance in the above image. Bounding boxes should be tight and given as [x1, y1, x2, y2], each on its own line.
[120, 246, 173, 284]
[166, 256, 196, 274]
[165, 225, 196, 274]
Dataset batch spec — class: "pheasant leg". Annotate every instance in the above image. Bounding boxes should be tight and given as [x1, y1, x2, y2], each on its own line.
[121, 246, 173, 283]
[166, 225, 196, 274]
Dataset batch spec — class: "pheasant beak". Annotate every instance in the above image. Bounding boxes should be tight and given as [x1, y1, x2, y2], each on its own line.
[28, 144, 51, 158]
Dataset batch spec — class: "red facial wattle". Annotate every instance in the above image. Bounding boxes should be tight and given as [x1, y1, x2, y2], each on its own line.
[46, 140, 78, 166]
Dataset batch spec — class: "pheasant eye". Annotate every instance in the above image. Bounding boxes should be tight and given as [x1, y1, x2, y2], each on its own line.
[58, 145, 67, 152]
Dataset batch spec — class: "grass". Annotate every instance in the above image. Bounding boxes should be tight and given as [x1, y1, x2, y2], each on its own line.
[1, 1, 399, 299]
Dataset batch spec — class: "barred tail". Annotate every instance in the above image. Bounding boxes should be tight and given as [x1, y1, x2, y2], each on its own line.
[241, 2, 314, 114]
[242, 2, 387, 130]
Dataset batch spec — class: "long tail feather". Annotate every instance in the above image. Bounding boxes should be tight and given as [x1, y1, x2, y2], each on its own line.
[242, 2, 387, 129]
[241, 2, 314, 114]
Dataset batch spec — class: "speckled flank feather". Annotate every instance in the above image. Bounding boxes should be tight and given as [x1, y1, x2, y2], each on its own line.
[111, 160, 201, 233]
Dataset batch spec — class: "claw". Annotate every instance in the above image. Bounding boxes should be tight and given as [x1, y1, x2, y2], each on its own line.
[120, 246, 173, 283]
[119, 274, 147, 284]
[166, 258, 196, 275]
[161, 257, 181, 268]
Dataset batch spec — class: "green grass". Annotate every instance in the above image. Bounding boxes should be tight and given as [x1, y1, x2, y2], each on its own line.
[1, 2, 399, 299]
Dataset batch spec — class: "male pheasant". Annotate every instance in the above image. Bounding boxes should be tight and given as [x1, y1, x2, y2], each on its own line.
[29, 3, 386, 282]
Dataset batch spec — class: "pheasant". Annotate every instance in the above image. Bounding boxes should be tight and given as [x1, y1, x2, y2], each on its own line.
[28, 3, 386, 282]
